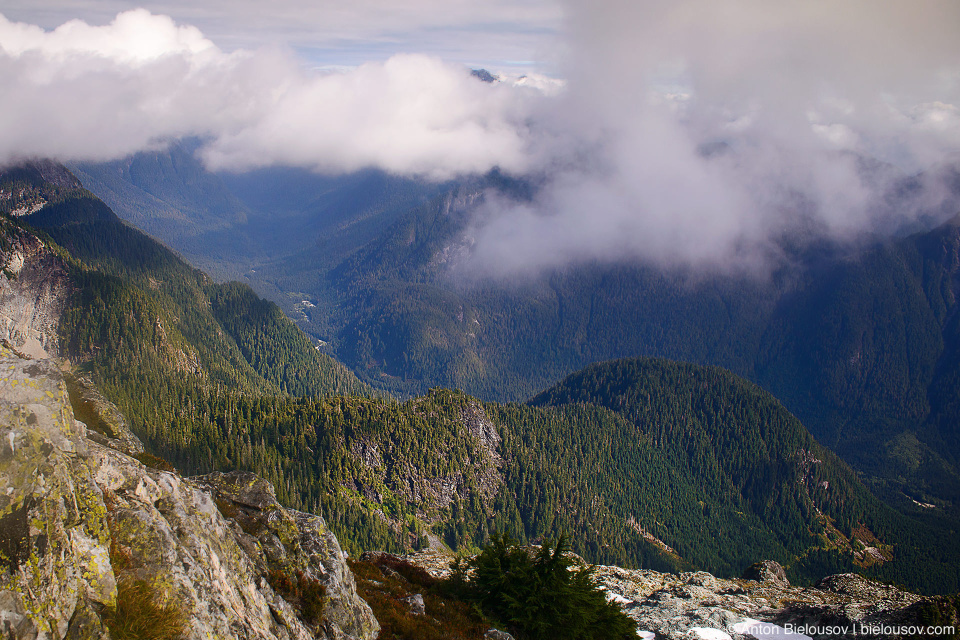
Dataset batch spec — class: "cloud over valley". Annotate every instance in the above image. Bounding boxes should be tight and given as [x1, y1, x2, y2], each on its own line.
[1, 1, 959, 274]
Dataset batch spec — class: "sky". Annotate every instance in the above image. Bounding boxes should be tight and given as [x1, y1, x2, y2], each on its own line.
[0, 0, 563, 70]
[1, 1, 960, 275]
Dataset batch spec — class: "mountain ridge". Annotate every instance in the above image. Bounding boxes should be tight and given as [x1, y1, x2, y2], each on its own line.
[1, 160, 957, 598]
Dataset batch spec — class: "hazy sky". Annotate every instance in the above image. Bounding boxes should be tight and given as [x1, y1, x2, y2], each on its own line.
[0, 0, 562, 70]
[1, 1, 959, 274]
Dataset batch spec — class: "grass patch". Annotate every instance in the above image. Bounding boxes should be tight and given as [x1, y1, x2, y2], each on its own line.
[103, 519, 187, 640]
[103, 576, 187, 640]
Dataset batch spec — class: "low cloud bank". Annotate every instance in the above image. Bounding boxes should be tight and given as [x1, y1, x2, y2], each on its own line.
[460, 0, 960, 277]
[2, 2, 959, 274]
[0, 9, 538, 179]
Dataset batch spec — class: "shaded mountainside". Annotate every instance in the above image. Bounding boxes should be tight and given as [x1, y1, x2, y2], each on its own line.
[255, 181, 960, 518]
[70, 143, 441, 284]
[1, 162, 957, 598]
[71, 151, 960, 517]
[0, 159, 82, 217]
[756, 215, 960, 510]
[67, 140, 256, 279]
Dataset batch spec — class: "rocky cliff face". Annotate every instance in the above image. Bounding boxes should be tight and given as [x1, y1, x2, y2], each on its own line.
[0, 218, 72, 359]
[0, 345, 379, 640]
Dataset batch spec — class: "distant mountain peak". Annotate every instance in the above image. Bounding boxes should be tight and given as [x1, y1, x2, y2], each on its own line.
[470, 68, 498, 83]
[0, 160, 83, 217]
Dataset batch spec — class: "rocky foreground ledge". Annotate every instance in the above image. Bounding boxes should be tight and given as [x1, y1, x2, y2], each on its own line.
[402, 551, 958, 640]
[0, 346, 379, 639]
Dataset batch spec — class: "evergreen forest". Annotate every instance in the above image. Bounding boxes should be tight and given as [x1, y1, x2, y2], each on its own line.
[2, 165, 958, 597]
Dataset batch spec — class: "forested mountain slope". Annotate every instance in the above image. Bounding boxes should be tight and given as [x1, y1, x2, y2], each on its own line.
[0, 161, 372, 435]
[756, 215, 960, 510]
[70, 143, 441, 284]
[528, 358, 960, 591]
[72, 152, 960, 531]
[256, 180, 960, 517]
[19, 160, 957, 594]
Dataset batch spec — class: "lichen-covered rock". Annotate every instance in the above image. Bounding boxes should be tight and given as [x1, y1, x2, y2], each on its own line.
[0, 348, 379, 640]
[194, 471, 380, 640]
[0, 346, 112, 639]
[63, 373, 143, 457]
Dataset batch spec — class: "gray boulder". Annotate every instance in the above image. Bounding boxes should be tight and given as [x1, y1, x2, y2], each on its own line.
[402, 593, 425, 616]
[742, 560, 790, 587]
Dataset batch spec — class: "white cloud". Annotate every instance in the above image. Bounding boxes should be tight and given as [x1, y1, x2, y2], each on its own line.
[456, 0, 960, 277]
[0, 10, 539, 178]
[201, 54, 536, 178]
[1, 0, 563, 70]
[1, 2, 959, 275]
[0, 8, 213, 62]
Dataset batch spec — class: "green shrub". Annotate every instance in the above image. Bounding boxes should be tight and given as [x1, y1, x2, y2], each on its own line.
[451, 533, 639, 640]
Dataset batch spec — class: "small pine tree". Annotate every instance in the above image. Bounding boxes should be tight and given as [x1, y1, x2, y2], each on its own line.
[451, 532, 638, 640]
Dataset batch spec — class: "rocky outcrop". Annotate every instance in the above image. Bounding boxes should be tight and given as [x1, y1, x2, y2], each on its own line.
[740, 560, 789, 587]
[401, 549, 955, 640]
[62, 374, 144, 458]
[0, 349, 111, 638]
[0, 218, 72, 359]
[0, 346, 379, 640]
[0, 161, 82, 219]
[586, 564, 956, 640]
[343, 392, 504, 546]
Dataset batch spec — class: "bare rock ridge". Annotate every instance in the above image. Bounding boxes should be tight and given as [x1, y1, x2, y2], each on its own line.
[400, 549, 958, 640]
[0, 345, 378, 640]
[590, 563, 934, 640]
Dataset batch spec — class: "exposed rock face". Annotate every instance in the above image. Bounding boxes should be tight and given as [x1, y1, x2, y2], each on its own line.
[0, 161, 82, 219]
[402, 550, 953, 640]
[0, 348, 111, 639]
[192, 471, 378, 640]
[461, 400, 500, 459]
[64, 373, 144, 458]
[588, 565, 954, 640]
[0, 346, 379, 640]
[741, 560, 789, 587]
[0, 219, 72, 359]
[344, 393, 504, 544]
